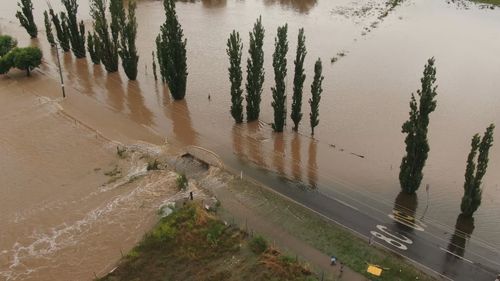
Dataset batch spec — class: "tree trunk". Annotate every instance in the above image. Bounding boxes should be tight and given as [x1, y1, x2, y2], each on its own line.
[27, 68, 30, 77]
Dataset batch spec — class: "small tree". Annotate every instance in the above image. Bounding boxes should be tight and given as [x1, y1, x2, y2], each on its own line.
[0, 35, 18, 56]
[399, 58, 438, 194]
[118, 1, 139, 80]
[62, 0, 86, 58]
[245, 16, 265, 121]
[156, 0, 188, 100]
[271, 24, 289, 133]
[460, 124, 495, 217]
[87, 32, 100, 64]
[309, 58, 323, 136]
[16, 0, 38, 38]
[90, 0, 119, 72]
[6, 47, 42, 76]
[49, 9, 71, 52]
[44, 11, 56, 47]
[0, 58, 11, 74]
[291, 28, 306, 131]
[226, 30, 244, 123]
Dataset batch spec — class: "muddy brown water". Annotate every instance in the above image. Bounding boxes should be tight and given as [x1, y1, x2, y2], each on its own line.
[1, 0, 500, 279]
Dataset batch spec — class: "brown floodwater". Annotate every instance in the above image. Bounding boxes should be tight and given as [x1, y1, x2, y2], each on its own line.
[1, 0, 500, 278]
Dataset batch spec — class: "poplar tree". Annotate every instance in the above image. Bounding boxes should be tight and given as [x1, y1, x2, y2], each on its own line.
[271, 24, 288, 132]
[245, 16, 265, 121]
[44, 11, 56, 47]
[90, 0, 119, 72]
[152, 51, 158, 81]
[291, 28, 306, 131]
[16, 0, 38, 38]
[49, 9, 70, 52]
[118, 1, 139, 80]
[460, 124, 495, 217]
[399, 58, 438, 194]
[309, 58, 323, 136]
[226, 30, 244, 123]
[156, 0, 188, 100]
[62, 0, 86, 58]
[87, 32, 100, 64]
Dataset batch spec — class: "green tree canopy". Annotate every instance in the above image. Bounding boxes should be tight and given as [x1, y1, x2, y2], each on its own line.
[291, 28, 307, 131]
[5, 47, 43, 76]
[227, 30, 244, 123]
[245, 16, 265, 122]
[399, 58, 438, 194]
[271, 24, 289, 132]
[0, 35, 18, 56]
[16, 0, 38, 38]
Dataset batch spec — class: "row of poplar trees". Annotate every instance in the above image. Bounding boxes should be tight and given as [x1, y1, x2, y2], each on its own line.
[399, 58, 495, 217]
[227, 17, 324, 136]
[16, 0, 139, 80]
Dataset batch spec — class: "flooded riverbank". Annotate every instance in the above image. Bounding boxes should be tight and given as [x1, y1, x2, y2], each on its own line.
[1, 0, 500, 278]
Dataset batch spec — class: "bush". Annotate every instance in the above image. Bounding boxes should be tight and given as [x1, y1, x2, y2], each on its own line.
[249, 235, 268, 254]
[0, 35, 17, 56]
[147, 159, 160, 171]
[4, 47, 42, 76]
[176, 174, 188, 190]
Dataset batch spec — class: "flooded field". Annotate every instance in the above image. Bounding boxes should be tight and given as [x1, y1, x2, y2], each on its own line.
[1, 0, 500, 279]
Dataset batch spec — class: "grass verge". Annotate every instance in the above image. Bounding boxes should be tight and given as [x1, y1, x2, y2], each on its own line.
[228, 177, 437, 281]
[98, 202, 318, 281]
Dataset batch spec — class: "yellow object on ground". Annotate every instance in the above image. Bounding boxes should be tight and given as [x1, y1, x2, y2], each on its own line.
[367, 265, 383, 276]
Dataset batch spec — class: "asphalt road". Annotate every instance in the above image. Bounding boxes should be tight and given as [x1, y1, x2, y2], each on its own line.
[222, 154, 500, 281]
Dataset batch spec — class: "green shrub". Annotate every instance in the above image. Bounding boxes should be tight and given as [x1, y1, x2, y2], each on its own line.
[0, 35, 17, 56]
[249, 235, 268, 254]
[176, 174, 188, 190]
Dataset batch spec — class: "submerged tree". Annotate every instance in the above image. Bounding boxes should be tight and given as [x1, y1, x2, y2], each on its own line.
[156, 0, 188, 100]
[62, 0, 86, 58]
[226, 30, 244, 123]
[152, 51, 158, 81]
[90, 0, 119, 72]
[49, 9, 70, 52]
[87, 32, 100, 64]
[44, 11, 56, 47]
[399, 58, 438, 194]
[309, 58, 323, 136]
[271, 24, 289, 132]
[245, 16, 265, 122]
[118, 1, 139, 80]
[4, 47, 42, 76]
[291, 28, 306, 132]
[460, 124, 495, 217]
[16, 0, 38, 38]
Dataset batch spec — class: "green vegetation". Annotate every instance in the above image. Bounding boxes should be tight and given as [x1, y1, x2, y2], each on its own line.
[16, 0, 38, 39]
[98, 203, 317, 281]
[43, 11, 56, 47]
[309, 58, 323, 136]
[152, 51, 158, 81]
[245, 16, 265, 122]
[291, 28, 307, 132]
[176, 173, 188, 190]
[49, 8, 71, 52]
[62, 0, 86, 58]
[461, 124, 495, 217]
[156, 0, 188, 100]
[0, 35, 17, 57]
[1, 47, 42, 76]
[271, 24, 289, 133]
[118, 1, 139, 80]
[472, 0, 500, 5]
[399, 58, 438, 194]
[90, 0, 119, 72]
[249, 235, 268, 254]
[87, 32, 100, 64]
[227, 30, 244, 123]
[228, 178, 437, 281]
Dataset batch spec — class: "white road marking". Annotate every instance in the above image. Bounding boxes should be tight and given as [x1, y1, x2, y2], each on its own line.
[439, 247, 473, 264]
[333, 197, 360, 211]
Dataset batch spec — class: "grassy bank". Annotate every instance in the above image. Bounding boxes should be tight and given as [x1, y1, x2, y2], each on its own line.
[473, 0, 500, 5]
[227, 178, 437, 281]
[98, 203, 318, 281]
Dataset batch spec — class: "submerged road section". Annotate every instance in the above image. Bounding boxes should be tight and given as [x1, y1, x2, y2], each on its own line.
[220, 152, 500, 281]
